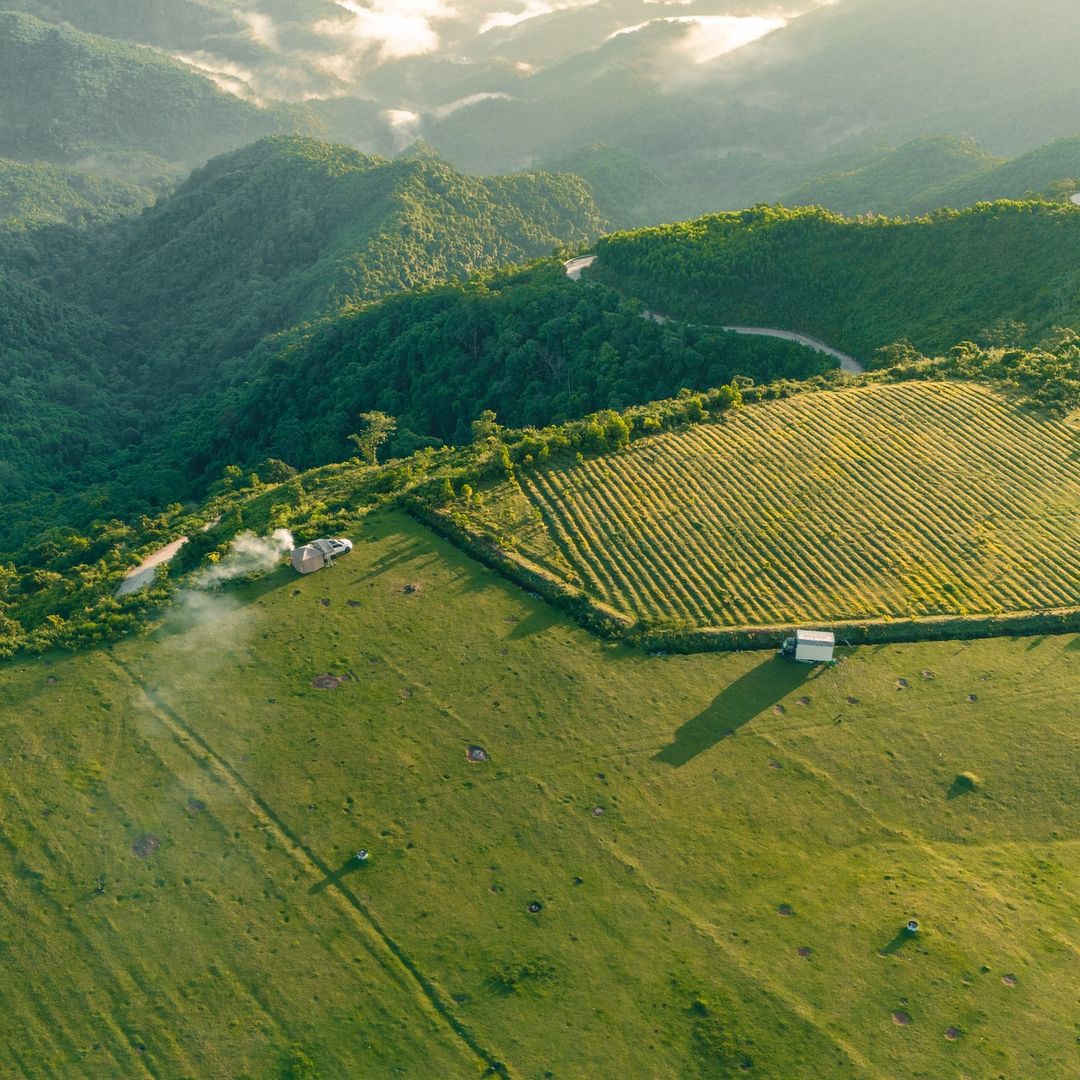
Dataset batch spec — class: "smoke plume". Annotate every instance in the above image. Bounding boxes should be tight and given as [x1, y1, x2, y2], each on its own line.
[193, 529, 295, 588]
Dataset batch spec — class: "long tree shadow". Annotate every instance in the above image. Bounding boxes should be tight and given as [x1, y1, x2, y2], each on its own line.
[308, 855, 369, 895]
[653, 655, 810, 767]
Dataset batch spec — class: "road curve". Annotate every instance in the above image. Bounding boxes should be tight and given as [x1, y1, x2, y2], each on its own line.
[720, 326, 864, 374]
[564, 255, 597, 281]
[564, 255, 865, 374]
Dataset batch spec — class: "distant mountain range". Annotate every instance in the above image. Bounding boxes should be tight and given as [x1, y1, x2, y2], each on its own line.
[7, 1, 1080, 221]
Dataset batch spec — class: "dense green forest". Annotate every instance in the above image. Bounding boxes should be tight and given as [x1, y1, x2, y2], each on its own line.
[128, 261, 831, 494]
[592, 201, 1080, 359]
[0, 159, 154, 228]
[0, 137, 608, 546]
[52, 137, 606, 367]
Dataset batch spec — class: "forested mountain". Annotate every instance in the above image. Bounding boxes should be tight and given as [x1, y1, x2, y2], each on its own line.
[784, 135, 1080, 218]
[0, 272, 126, 499]
[0, 159, 154, 228]
[591, 201, 1080, 359]
[43, 136, 604, 368]
[11, 1, 1080, 227]
[0, 11, 318, 181]
[781, 137, 1002, 218]
[0, 137, 607, 545]
[423, 0, 1080, 220]
[128, 261, 830, 496]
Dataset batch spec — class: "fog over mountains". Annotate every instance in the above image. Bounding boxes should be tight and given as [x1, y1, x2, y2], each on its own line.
[13, 0, 1080, 220]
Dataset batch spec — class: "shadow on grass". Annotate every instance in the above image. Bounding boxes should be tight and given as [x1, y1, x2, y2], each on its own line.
[308, 855, 368, 895]
[653, 655, 809, 767]
[879, 927, 917, 956]
[507, 606, 562, 640]
[947, 774, 978, 800]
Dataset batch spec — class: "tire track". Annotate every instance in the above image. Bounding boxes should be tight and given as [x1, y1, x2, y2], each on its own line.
[108, 657, 512, 1080]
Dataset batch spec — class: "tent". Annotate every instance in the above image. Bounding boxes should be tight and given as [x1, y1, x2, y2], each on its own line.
[290, 540, 337, 575]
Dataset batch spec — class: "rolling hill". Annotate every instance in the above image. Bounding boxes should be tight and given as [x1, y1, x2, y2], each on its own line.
[0, 158, 154, 228]
[0, 136, 610, 552]
[591, 201, 1080, 359]
[784, 135, 1080, 218]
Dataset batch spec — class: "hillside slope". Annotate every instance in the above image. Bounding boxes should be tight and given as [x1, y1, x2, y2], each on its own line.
[0, 11, 317, 179]
[782, 137, 1003, 218]
[592, 202, 1080, 358]
[0, 158, 154, 228]
[0, 138, 611, 549]
[457, 381, 1080, 632]
[64, 137, 604, 366]
[785, 135, 1080, 218]
[1, 500, 1077, 1077]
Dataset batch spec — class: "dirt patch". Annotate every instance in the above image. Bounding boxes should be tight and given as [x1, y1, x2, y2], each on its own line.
[892, 1010, 912, 1026]
[132, 835, 160, 858]
[311, 674, 345, 690]
[895, 678, 909, 690]
[186, 798, 206, 813]
[945, 1027, 961, 1041]
[465, 745, 490, 763]
[777, 904, 794, 917]
[1002, 973, 1018, 987]
[797, 946, 813, 957]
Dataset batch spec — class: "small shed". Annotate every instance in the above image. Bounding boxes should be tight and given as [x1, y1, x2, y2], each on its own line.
[781, 629, 836, 663]
[290, 540, 338, 575]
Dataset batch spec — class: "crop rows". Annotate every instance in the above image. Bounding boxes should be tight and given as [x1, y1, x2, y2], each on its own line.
[514, 382, 1080, 627]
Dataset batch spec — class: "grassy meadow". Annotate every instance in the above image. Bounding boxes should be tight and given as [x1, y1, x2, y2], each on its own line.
[0, 510, 1077, 1078]
[476, 381, 1080, 629]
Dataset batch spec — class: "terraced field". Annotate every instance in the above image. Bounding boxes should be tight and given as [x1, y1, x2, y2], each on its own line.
[509, 382, 1080, 628]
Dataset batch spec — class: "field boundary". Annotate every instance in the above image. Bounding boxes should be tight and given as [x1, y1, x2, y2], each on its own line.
[407, 499, 1080, 652]
[404, 498, 635, 639]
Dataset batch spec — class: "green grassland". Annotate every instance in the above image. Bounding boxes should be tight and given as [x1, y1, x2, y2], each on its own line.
[462, 381, 1080, 631]
[0, 509, 1077, 1077]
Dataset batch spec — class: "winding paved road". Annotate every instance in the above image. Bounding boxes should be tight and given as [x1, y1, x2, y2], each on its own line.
[564, 255, 865, 374]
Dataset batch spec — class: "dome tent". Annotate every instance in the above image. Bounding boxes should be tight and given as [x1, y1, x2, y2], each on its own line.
[291, 539, 338, 575]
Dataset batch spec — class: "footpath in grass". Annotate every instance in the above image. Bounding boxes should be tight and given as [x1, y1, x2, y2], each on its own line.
[0, 510, 1076, 1078]
[478, 381, 1080, 630]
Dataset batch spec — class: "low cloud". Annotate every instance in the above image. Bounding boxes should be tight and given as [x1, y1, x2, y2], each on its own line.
[609, 15, 787, 64]
[430, 91, 513, 118]
[320, 0, 455, 63]
[383, 108, 423, 149]
[479, 0, 599, 35]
